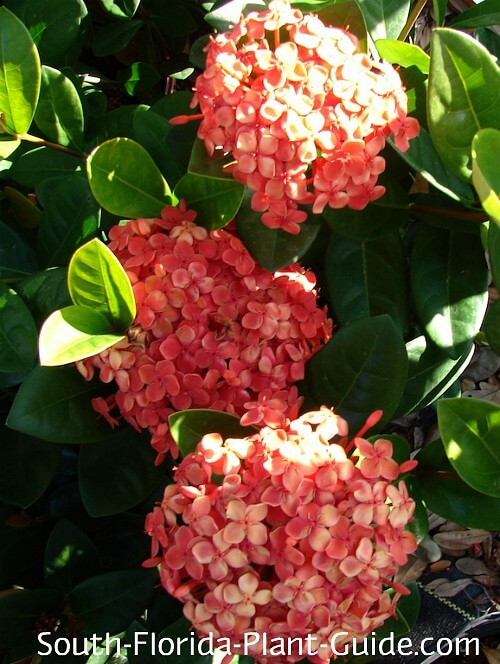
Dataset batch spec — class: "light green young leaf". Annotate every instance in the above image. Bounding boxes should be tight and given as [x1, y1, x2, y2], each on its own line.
[472, 128, 500, 226]
[375, 39, 429, 74]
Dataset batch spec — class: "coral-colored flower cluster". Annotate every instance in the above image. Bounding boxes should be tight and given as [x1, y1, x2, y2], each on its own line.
[189, 0, 419, 234]
[76, 203, 331, 463]
[145, 408, 418, 663]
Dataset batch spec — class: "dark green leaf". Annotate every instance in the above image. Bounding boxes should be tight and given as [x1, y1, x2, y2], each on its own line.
[375, 39, 429, 74]
[93, 20, 143, 57]
[0, 589, 62, 649]
[317, 1, 367, 52]
[475, 26, 500, 61]
[450, 0, 500, 30]
[143, 0, 197, 38]
[6, 365, 117, 444]
[411, 193, 486, 236]
[488, 215, 499, 284]
[394, 336, 474, 417]
[484, 299, 500, 354]
[156, 617, 211, 664]
[9, 146, 82, 189]
[37, 175, 100, 267]
[374, 583, 420, 639]
[388, 129, 475, 204]
[410, 224, 488, 358]
[17, 267, 71, 324]
[0, 427, 58, 507]
[0, 221, 38, 279]
[236, 191, 321, 270]
[432, 0, 447, 26]
[0, 522, 46, 588]
[169, 409, 258, 457]
[99, 0, 141, 19]
[87, 104, 149, 147]
[324, 230, 409, 333]
[118, 62, 161, 97]
[34, 66, 84, 151]
[404, 477, 429, 543]
[39, 306, 125, 366]
[5, 0, 88, 68]
[438, 397, 500, 498]
[188, 139, 234, 181]
[0, 7, 41, 134]
[304, 315, 408, 431]
[356, 0, 409, 40]
[321, 205, 407, 240]
[3, 185, 41, 229]
[428, 28, 500, 180]
[174, 173, 244, 230]
[87, 138, 172, 218]
[472, 128, 500, 225]
[68, 238, 136, 330]
[79, 428, 165, 516]
[70, 570, 155, 637]
[0, 283, 38, 372]
[415, 438, 500, 530]
[44, 519, 101, 591]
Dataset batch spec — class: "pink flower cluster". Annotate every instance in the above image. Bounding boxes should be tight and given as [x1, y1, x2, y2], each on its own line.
[188, 0, 419, 234]
[76, 203, 331, 463]
[145, 408, 418, 663]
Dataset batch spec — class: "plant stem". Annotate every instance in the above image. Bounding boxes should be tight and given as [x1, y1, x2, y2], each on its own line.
[411, 204, 489, 223]
[16, 132, 85, 158]
[398, 0, 428, 42]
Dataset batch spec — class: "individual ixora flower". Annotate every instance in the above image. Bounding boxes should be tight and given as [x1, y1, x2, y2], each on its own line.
[144, 407, 418, 664]
[175, 0, 419, 234]
[76, 202, 332, 463]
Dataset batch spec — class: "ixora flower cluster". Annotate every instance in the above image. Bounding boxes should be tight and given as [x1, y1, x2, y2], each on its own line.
[76, 203, 331, 463]
[145, 408, 417, 663]
[185, 0, 419, 233]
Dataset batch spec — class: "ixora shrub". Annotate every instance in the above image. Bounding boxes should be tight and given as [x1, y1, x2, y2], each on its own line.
[0, 0, 499, 661]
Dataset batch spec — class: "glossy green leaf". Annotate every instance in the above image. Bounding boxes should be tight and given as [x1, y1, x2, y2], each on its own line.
[304, 315, 408, 432]
[475, 26, 500, 61]
[44, 519, 101, 591]
[118, 62, 161, 97]
[432, 0, 447, 26]
[317, 1, 367, 52]
[411, 193, 486, 237]
[87, 138, 172, 218]
[174, 173, 244, 230]
[3, 186, 41, 229]
[87, 104, 149, 147]
[79, 428, 165, 516]
[68, 238, 136, 330]
[394, 336, 474, 417]
[375, 39, 429, 74]
[0, 427, 58, 507]
[428, 28, 500, 180]
[34, 66, 84, 150]
[472, 128, 500, 225]
[169, 409, 258, 458]
[0, 7, 40, 135]
[0, 136, 20, 158]
[236, 191, 321, 270]
[39, 306, 125, 367]
[411, 224, 488, 358]
[9, 146, 82, 189]
[324, 230, 409, 333]
[484, 299, 500, 354]
[188, 139, 234, 181]
[449, 0, 500, 30]
[0, 589, 62, 649]
[415, 438, 500, 530]
[17, 267, 71, 324]
[99, 0, 140, 19]
[388, 129, 474, 204]
[438, 398, 500, 498]
[321, 205, 407, 240]
[0, 221, 38, 279]
[0, 283, 38, 372]
[37, 175, 100, 267]
[93, 19, 143, 57]
[6, 365, 117, 444]
[356, 0, 409, 40]
[5, 0, 88, 68]
[488, 206, 500, 284]
[70, 570, 154, 637]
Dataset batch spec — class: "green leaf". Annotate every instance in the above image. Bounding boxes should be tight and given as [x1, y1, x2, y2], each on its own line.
[0, 7, 41, 135]
[70, 570, 155, 637]
[472, 128, 500, 225]
[356, 0, 410, 40]
[375, 583, 420, 640]
[0, 283, 38, 372]
[0, 136, 20, 158]
[118, 62, 161, 97]
[44, 519, 101, 591]
[0, 589, 62, 649]
[388, 129, 475, 204]
[6, 365, 118, 444]
[411, 193, 486, 236]
[317, 1, 368, 52]
[488, 215, 500, 284]
[438, 398, 500, 498]
[304, 315, 408, 432]
[87, 138, 172, 218]
[0, 427, 58, 507]
[449, 0, 500, 30]
[415, 438, 500, 530]
[87, 104, 149, 147]
[3, 186, 42, 229]
[5, 0, 88, 68]
[205, 0, 266, 31]
[324, 230, 409, 333]
[9, 146, 82, 189]
[321, 205, 407, 240]
[169, 409, 258, 457]
[432, 0, 447, 26]
[37, 175, 100, 267]
[188, 139, 234, 181]
[39, 306, 125, 366]
[34, 66, 85, 150]
[79, 428, 165, 516]
[17, 267, 71, 324]
[394, 336, 474, 417]
[404, 477, 429, 543]
[0, 221, 38, 279]
[484, 299, 500, 354]
[93, 19, 143, 57]
[143, 0, 197, 39]
[428, 28, 500, 180]
[236, 191, 321, 271]
[410, 224, 488, 358]
[375, 39, 429, 75]
[68, 238, 136, 330]
[174, 173, 244, 230]
[156, 617, 211, 664]
[99, 0, 141, 19]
